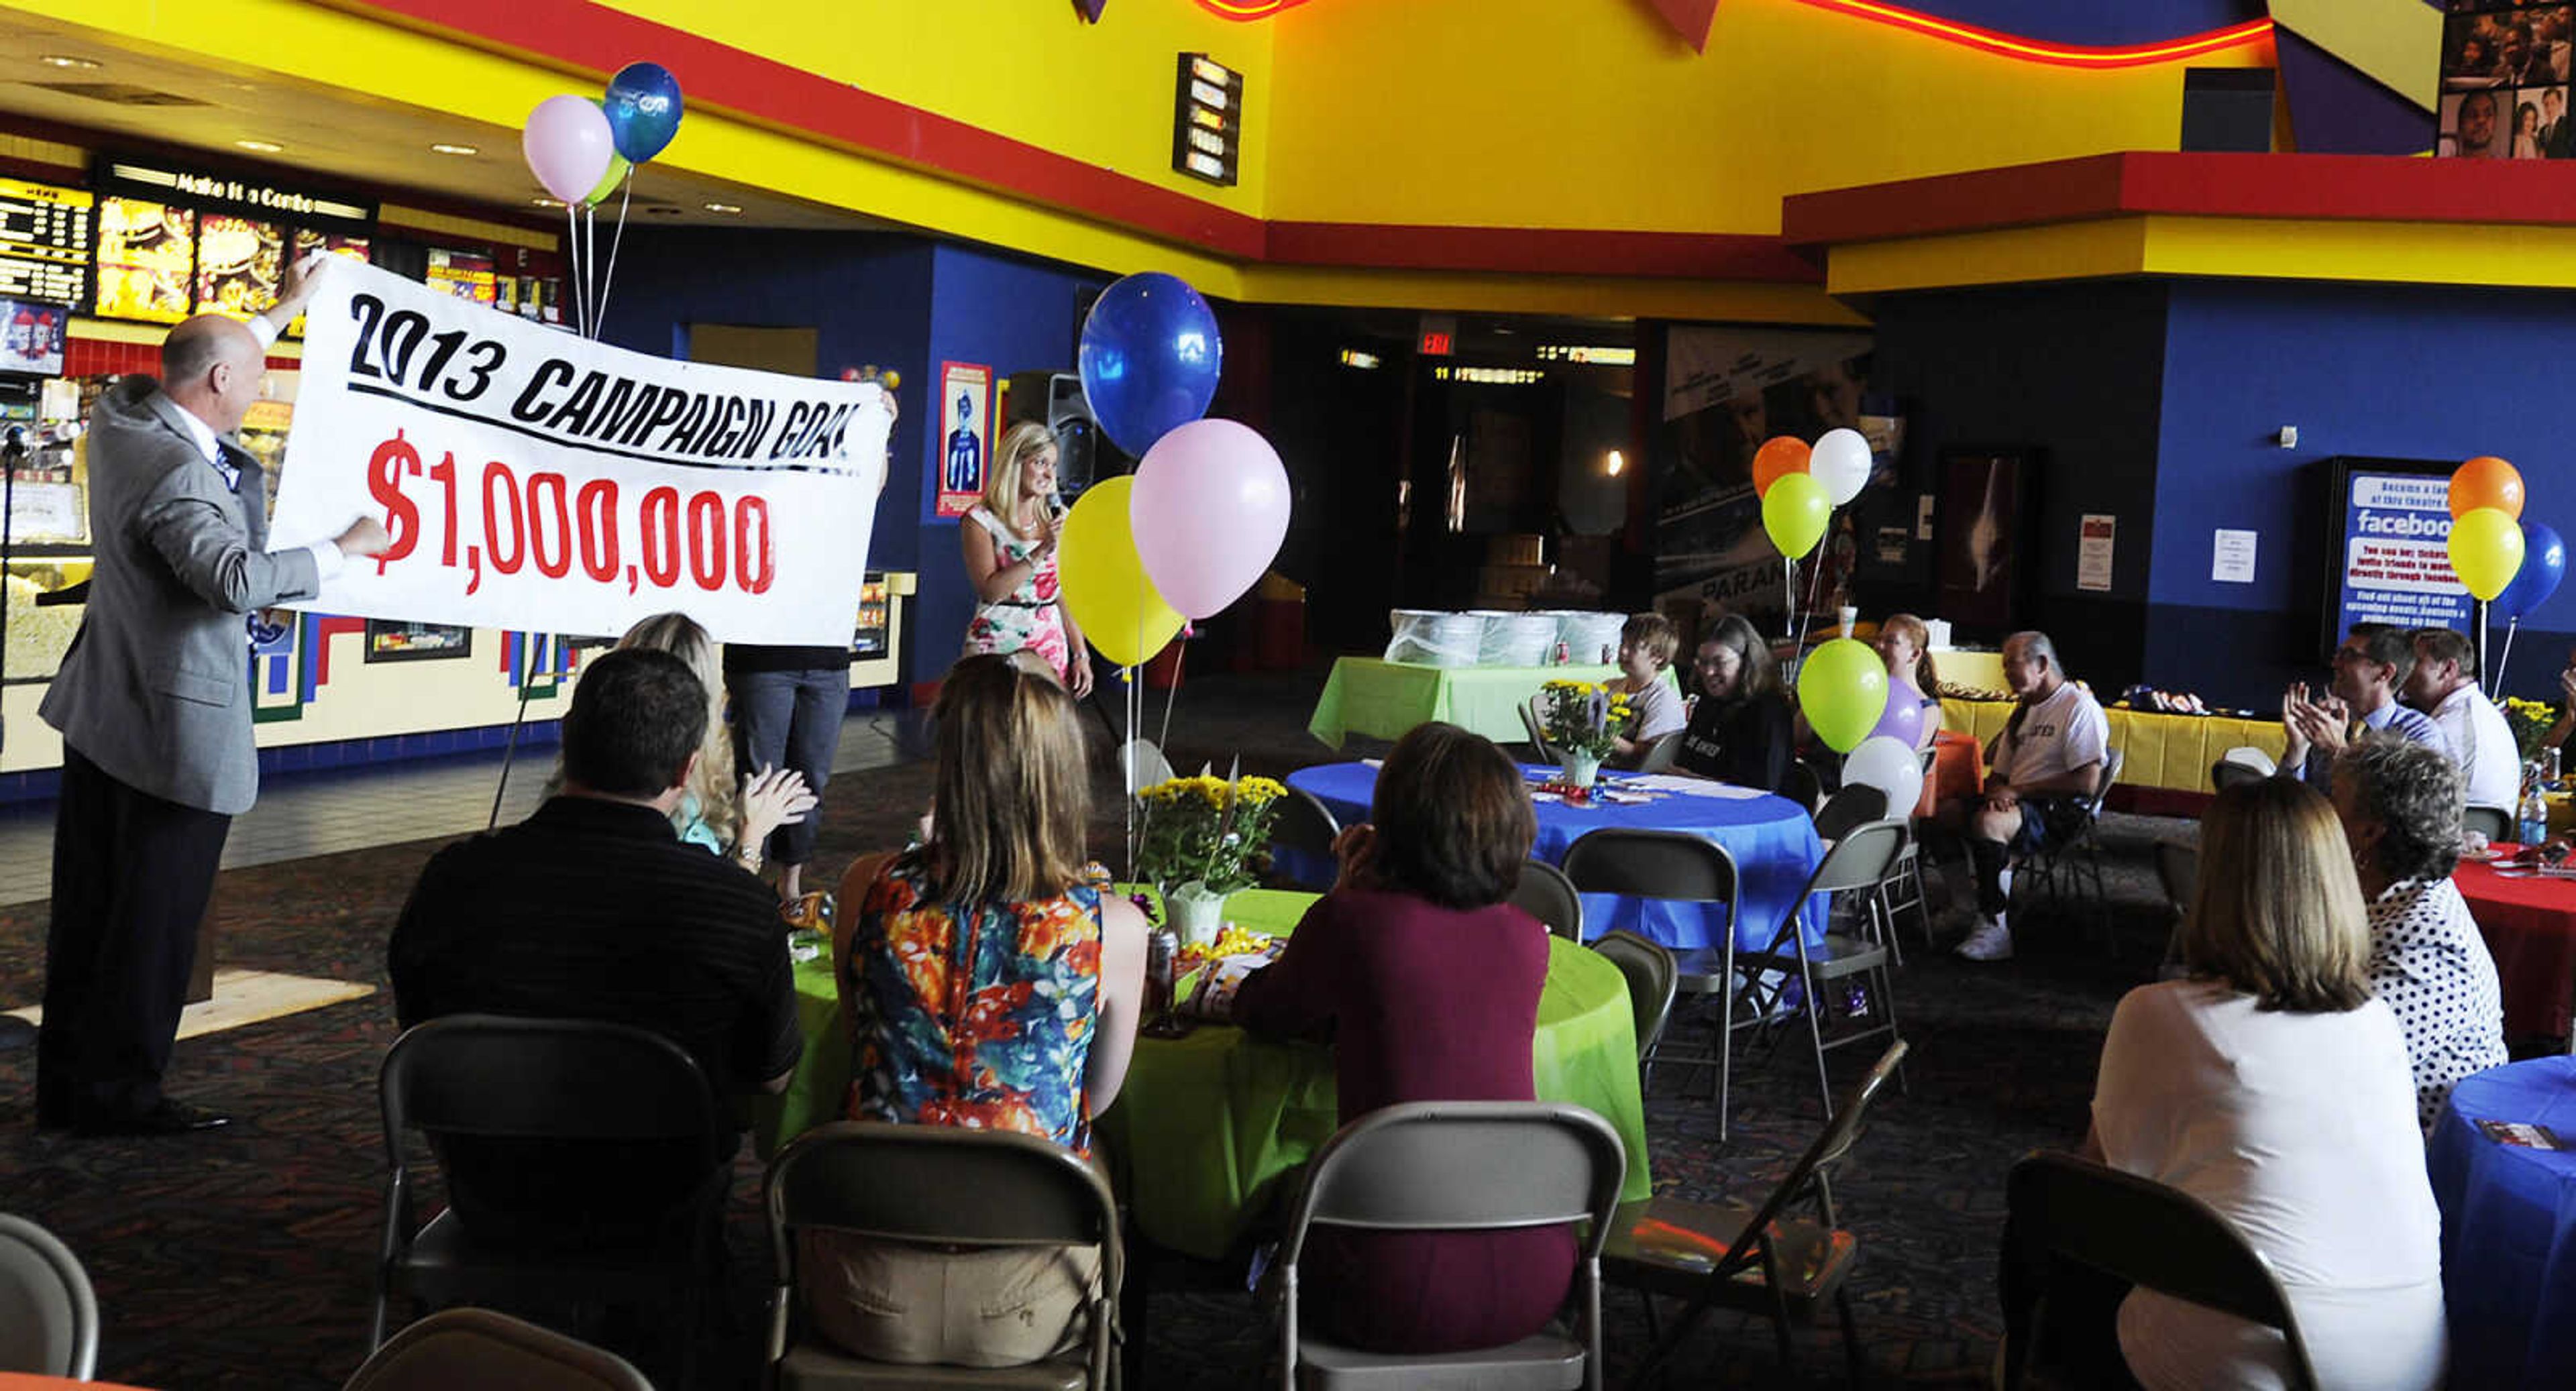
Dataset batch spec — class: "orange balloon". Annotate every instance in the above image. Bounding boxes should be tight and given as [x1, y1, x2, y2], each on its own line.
[1752, 437, 1811, 498]
[2451, 455, 2526, 520]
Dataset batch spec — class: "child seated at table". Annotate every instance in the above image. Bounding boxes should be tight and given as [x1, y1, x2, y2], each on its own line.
[1232, 721, 1574, 1355]
[1607, 612, 1687, 770]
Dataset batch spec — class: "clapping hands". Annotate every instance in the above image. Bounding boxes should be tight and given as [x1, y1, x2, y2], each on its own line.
[741, 764, 818, 850]
[2282, 682, 2351, 762]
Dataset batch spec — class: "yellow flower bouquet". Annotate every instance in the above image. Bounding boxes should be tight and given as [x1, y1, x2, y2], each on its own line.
[1539, 679, 1636, 763]
[1136, 773, 1288, 899]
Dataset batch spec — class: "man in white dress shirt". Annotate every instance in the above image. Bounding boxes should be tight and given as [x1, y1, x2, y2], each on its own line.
[2402, 626, 2520, 820]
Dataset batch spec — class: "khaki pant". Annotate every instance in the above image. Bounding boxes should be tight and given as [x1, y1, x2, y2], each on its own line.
[799, 1231, 1098, 1368]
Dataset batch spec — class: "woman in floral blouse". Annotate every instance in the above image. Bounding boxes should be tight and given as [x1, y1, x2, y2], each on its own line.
[960, 422, 1093, 696]
[805, 655, 1146, 1366]
[2330, 732, 2510, 1129]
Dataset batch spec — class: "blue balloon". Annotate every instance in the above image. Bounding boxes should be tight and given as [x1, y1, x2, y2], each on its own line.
[2496, 520, 2567, 620]
[604, 62, 684, 164]
[1079, 272, 1222, 457]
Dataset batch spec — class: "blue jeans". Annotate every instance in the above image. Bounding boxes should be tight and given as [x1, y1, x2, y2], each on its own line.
[729, 667, 846, 867]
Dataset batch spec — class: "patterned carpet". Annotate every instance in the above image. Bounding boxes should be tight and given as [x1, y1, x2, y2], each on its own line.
[0, 669, 2198, 1390]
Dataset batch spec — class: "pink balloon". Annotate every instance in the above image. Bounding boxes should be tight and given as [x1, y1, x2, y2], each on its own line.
[523, 95, 616, 204]
[1130, 419, 1291, 619]
[1870, 688, 1924, 749]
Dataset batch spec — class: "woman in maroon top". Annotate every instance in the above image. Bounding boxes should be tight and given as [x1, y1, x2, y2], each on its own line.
[1232, 721, 1570, 1354]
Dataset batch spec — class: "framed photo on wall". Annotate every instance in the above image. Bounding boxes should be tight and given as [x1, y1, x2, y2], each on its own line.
[1937, 449, 2030, 633]
[936, 361, 993, 520]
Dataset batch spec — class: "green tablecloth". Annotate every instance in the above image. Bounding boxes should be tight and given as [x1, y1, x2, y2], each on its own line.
[755, 887, 1653, 1261]
[1306, 657, 1625, 748]
[1097, 889, 1652, 1260]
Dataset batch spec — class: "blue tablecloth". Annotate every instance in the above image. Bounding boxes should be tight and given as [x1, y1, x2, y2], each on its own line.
[2428, 1056, 2576, 1388]
[1284, 762, 1828, 956]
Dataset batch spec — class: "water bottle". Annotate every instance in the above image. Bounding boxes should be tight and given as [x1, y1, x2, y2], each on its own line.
[1552, 638, 1570, 666]
[2520, 772, 2550, 848]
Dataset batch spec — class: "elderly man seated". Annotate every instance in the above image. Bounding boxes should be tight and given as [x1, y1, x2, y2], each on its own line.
[2282, 624, 2449, 789]
[1951, 631, 2109, 963]
[2402, 625, 2518, 820]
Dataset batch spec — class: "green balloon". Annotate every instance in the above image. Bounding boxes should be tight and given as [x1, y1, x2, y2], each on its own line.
[1799, 637, 1889, 754]
[582, 152, 632, 207]
[1764, 471, 1830, 559]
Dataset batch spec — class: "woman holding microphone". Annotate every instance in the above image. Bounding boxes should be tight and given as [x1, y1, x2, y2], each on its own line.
[961, 421, 1092, 696]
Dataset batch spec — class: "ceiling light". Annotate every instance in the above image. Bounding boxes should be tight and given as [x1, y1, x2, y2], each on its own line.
[233, 139, 283, 153]
[38, 55, 99, 70]
[531, 197, 566, 209]
[1605, 449, 1625, 477]
[702, 202, 743, 215]
[429, 142, 479, 156]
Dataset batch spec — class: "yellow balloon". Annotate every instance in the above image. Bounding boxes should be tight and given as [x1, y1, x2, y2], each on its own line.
[1763, 471, 1830, 559]
[583, 152, 631, 207]
[2449, 506, 2526, 602]
[1057, 477, 1184, 667]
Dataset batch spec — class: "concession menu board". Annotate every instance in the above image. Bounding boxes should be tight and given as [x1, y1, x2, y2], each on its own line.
[94, 197, 195, 323]
[0, 176, 93, 309]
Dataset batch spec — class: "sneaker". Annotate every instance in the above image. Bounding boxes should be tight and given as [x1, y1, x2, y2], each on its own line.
[1955, 917, 2015, 962]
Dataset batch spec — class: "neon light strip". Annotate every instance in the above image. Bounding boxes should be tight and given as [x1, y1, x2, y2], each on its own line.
[1795, 2, 2273, 68]
[1195, 0, 2275, 70]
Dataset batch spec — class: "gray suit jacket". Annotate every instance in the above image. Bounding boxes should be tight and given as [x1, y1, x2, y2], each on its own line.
[40, 377, 321, 814]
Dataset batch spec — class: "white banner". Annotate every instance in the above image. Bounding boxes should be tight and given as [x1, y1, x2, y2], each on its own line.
[273, 259, 888, 647]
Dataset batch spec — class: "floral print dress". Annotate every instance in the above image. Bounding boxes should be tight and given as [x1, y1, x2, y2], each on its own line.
[841, 849, 1108, 1152]
[961, 506, 1071, 682]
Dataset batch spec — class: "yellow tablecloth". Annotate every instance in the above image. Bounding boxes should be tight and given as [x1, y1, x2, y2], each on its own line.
[1938, 698, 2289, 795]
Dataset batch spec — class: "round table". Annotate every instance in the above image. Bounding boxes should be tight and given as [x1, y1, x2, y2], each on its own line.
[1285, 762, 1827, 955]
[2453, 859, 2576, 1045]
[2427, 1056, 2576, 1386]
[753, 888, 1654, 1264]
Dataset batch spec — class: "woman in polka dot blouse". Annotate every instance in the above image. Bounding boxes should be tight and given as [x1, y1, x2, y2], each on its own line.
[2329, 733, 2510, 1130]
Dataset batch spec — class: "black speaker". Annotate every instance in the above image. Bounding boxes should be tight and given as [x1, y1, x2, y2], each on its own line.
[2182, 68, 2275, 154]
[1004, 370, 1123, 500]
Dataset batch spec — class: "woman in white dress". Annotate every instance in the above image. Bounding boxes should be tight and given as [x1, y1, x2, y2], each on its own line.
[2081, 775, 2447, 1391]
[959, 422, 1093, 696]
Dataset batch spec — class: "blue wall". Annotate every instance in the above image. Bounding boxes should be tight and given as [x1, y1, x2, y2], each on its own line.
[2151, 280, 2576, 708]
[918, 243, 1108, 673]
[1868, 281, 2171, 691]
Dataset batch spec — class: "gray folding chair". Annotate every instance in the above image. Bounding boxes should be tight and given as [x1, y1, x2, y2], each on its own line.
[1588, 931, 1677, 1060]
[2154, 840, 2198, 977]
[1875, 746, 1939, 959]
[1511, 859, 1585, 942]
[373, 1014, 734, 1380]
[1276, 1101, 1626, 1390]
[2464, 805, 2513, 844]
[1521, 696, 1565, 765]
[343, 1307, 652, 1391]
[1735, 822, 1910, 1126]
[0, 1213, 97, 1380]
[1270, 786, 1344, 891]
[1813, 784, 1888, 844]
[765, 1120, 1123, 1390]
[1560, 829, 1751, 1135]
[2002, 1152, 2321, 1391]
[2016, 747, 2124, 953]
[1632, 730, 1684, 775]
[1605, 1041, 1907, 1390]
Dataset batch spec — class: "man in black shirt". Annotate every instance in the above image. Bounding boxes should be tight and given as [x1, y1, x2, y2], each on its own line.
[390, 646, 800, 1245]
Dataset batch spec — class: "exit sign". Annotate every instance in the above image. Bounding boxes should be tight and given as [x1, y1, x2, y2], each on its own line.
[1419, 330, 1454, 356]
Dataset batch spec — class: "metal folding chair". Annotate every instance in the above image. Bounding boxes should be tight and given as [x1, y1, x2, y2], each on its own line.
[0, 1213, 96, 1380]
[1510, 858, 1585, 942]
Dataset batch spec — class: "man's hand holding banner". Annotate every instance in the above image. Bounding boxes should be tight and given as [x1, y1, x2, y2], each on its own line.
[273, 258, 890, 647]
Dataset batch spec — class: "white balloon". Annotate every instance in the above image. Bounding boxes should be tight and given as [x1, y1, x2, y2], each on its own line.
[1842, 735, 1924, 820]
[1811, 428, 1873, 506]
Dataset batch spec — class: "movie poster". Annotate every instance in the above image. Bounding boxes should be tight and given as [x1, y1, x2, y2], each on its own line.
[937, 361, 991, 520]
[1654, 327, 1877, 636]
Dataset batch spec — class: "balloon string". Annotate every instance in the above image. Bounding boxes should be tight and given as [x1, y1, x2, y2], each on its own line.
[564, 205, 586, 338]
[2495, 614, 2519, 704]
[594, 169, 633, 338]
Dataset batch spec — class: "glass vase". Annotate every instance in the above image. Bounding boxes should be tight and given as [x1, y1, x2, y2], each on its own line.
[1560, 751, 1602, 789]
[1167, 879, 1230, 950]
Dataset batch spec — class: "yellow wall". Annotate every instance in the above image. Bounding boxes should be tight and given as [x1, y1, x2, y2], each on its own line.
[1265, 0, 2269, 234]
[604, 0, 1275, 219]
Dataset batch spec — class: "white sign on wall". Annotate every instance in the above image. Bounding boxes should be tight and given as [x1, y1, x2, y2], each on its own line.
[274, 260, 889, 646]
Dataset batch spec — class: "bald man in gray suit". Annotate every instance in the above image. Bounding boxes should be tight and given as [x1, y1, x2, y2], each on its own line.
[38, 258, 388, 1135]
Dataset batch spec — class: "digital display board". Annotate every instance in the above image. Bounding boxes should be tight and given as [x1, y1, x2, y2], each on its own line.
[0, 176, 92, 309]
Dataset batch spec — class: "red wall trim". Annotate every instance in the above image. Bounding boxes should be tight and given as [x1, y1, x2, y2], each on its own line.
[1265, 222, 1823, 281]
[332, 0, 1820, 282]
[1783, 152, 2576, 249]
